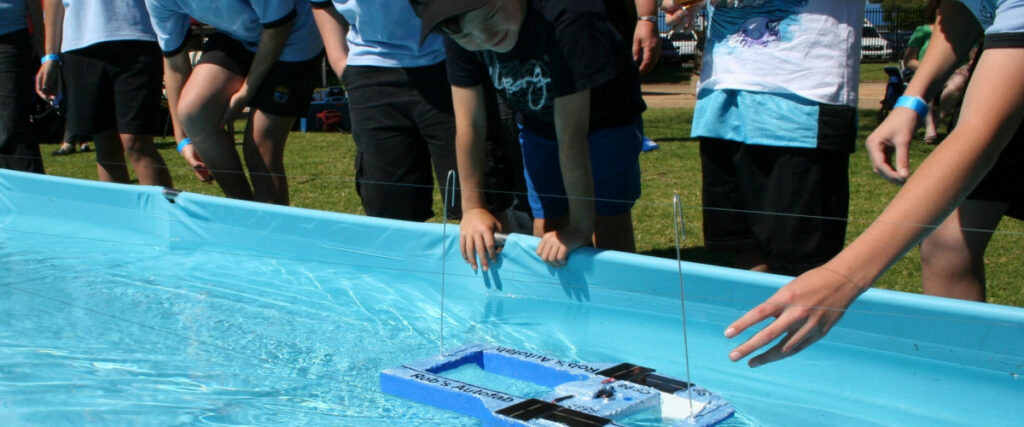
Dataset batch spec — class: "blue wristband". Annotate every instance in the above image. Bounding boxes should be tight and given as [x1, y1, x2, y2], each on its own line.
[894, 95, 929, 118]
[177, 138, 192, 154]
[40, 53, 61, 65]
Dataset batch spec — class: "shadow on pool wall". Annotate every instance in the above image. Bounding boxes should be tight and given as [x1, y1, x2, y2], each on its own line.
[1, 169, 1022, 426]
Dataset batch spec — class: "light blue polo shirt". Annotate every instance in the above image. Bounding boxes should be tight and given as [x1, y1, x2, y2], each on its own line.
[309, 0, 445, 68]
[956, 0, 1024, 46]
[0, 1, 28, 37]
[60, 0, 157, 53]
[145, 0, 323, 62]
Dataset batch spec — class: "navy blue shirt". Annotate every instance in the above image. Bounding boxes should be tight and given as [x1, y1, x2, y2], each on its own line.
[445, 0, 645, 140]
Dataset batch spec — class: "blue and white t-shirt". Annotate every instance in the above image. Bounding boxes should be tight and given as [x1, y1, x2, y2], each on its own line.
[692, 0, 863, 150]
[309, 0, 445, 68]
[0, 0, 27, 37]
[956, 0, 1024, 47]
[60, 0, 157, 53]
[145, 0, 323, 62]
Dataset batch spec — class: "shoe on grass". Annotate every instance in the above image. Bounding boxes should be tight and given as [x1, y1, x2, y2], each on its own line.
[51, 143, 75, 156]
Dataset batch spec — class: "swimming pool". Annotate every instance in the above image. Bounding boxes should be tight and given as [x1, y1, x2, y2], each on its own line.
[1, 170, 1022, 426]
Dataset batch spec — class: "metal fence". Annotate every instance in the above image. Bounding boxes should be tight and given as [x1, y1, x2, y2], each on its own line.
[865, 6, 930, 56]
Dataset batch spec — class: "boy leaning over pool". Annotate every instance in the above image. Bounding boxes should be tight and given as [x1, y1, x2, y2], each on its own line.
[409, 0, 646, 270]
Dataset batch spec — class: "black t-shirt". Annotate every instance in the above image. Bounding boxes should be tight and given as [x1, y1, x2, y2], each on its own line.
[445, 0, 646, 140]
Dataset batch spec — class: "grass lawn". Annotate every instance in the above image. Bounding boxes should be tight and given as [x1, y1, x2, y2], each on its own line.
[859, 61, 898, 82]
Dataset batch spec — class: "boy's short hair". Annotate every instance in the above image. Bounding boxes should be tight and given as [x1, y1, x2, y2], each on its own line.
[408, 0, 489, 44]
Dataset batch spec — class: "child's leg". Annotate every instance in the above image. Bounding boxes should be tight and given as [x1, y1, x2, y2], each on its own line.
[120, 133, 172, 187]
[243, 110, 293, 205]
[93, 129, 131, 183]
[111, 42, 172, 187]
[177, 64, 253, 200]
[919, 200, 1004, 301]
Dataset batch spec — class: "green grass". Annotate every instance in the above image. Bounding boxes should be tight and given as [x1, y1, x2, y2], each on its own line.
[860, 61, 899, 82]
[39, 107, 1024, 307]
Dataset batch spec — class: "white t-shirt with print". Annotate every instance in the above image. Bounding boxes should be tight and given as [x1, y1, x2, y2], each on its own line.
[697, 0, 863, 107]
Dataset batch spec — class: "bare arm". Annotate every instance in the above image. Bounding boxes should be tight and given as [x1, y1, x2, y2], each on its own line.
[34, 0, 63, 100]
[163, 51, 191, 143]
[726, 21, 1024, 367]
[163, 51, 212, 182]
[633, 0, 660, 74]
[536, 89, 595, 267]
[902, 45, 921, 71]
[866, 4, 984, 184]
[310, 5, 350, 80]
[220, 21, 293, 126]
[452, 85, 503, 271]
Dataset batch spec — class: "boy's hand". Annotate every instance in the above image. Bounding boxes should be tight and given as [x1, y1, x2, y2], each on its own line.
[536, 225, 589, 268]
[460, 207, 503, 271]
[866, 107, 918, 185]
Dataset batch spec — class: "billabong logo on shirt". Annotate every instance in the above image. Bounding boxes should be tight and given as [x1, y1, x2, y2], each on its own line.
[482, 53, 551, 112]
[273, 86, 290, 104]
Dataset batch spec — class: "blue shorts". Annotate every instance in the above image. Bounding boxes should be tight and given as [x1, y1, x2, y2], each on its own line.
[519, 118, 643, 219]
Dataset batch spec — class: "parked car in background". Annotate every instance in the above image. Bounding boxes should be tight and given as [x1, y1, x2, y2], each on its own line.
[668, 30, 699, 62]
[861, 21, 893, 62]
[659, 36, 683, 66]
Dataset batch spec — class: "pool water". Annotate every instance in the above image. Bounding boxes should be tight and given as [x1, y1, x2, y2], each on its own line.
[1, 230, 752, 426]
[1, 172, 1022, 426]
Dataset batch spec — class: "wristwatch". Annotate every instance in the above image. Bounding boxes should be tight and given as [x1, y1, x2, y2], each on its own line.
[638, 15, 658, 23]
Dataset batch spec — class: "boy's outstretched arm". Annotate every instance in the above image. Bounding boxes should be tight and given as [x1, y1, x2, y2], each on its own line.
[725, 44, 1024, 368]
[539, 90, 595, 267]
[452, 84, 502, 271]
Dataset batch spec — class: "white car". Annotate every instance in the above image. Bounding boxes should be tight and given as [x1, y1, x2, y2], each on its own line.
[668, 30, 698, 61]
[861, 22, 892, 62]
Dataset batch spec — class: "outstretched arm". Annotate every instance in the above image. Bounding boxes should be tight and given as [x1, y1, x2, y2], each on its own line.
[726, 4, 1024, 367]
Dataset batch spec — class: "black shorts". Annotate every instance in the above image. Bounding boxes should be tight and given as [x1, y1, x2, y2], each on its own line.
[968, 117, 1024, 220]
[197, 32, 320, 118]
[700, 138, 850, 275]
[62, 40, 163, 136]
[343, 63, 515, 221]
